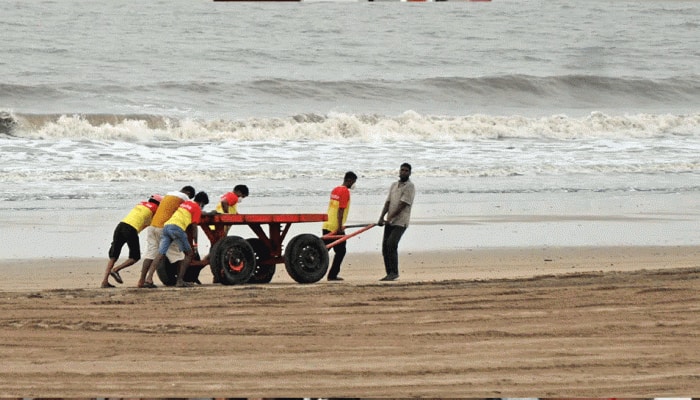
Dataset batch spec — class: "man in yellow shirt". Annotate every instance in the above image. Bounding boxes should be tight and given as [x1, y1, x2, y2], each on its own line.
[208, 184, 249, 234]
[101, 195, 161, 288]
[322, 171, 357, 281]
[216, 184, 249, 215]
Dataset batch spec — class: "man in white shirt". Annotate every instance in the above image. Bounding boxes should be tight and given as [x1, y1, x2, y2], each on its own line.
[377, 163, 415, 281]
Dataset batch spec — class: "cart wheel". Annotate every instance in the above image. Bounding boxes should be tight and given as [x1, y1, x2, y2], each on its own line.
[156, 255, 203, 286]
[284, 233, 329, 284]
[209, 239, 223, 283]
[183, 251, 204, 284]
[246, 238, 276, 284]
[155, 258, 178, 286]
[209, 236, 256, 285]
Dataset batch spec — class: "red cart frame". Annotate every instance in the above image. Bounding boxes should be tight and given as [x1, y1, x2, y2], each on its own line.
[202, 213, 328, 263]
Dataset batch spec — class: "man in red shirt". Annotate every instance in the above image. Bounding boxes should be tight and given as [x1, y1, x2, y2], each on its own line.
[322, 171, 357, 281]
[216, 184, 249, 215]
[144, 191, 209, 288]
[209, 184, 249, 235]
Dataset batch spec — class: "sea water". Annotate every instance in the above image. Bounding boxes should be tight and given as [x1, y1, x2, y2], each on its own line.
[1, 0, 699, 258]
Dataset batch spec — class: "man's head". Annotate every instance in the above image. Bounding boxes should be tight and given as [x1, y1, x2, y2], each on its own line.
[148, 194, 163, 205]
[343, 171, 358, 188]
[233, 184, 249, 199]
[194, 191, 209, 207]
[181, 186, 196, 199]
[399, 163, 412, 182]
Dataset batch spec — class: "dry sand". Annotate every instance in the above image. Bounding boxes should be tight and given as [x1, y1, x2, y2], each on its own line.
[0, 246, 698, 397]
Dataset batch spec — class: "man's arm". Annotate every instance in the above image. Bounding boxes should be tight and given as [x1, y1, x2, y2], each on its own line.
[335, 207, 345, 234]
[385, 201, 410, 225]
[377, 201, 390, 226]
[186, 224, 198, 256]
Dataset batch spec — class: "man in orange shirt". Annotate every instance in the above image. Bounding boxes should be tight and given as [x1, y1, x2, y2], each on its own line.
[145, 191, 209, 288]
[101, 195, 162, 288]
[322, 171, 357, 281]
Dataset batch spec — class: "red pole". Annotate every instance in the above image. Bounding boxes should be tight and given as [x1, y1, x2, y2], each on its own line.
[323, 223, 376, 249]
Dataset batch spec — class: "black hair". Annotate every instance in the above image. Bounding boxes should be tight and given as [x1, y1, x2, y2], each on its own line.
[400, 163, 412, 171]
[194, 191, 209, 206]
[344, 171, 358, 181]
[181, 185, 196, 199]
[234, 184, 249, 197]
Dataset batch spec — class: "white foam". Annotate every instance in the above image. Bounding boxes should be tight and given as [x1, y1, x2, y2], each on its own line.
[8, 111, 700, 142]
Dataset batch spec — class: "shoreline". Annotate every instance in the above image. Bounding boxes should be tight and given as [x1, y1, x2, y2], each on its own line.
[1, 245, 698, 292]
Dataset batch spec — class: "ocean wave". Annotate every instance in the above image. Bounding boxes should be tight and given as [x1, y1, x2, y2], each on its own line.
[485, 75, 698, 101]
[2, 109, 699, 142]
[0, 83, 63, 98]
[242, 73, 700, 91]
[3, 74, 700, 118]
[230, 75, 700, 107]
[0, 111, 17, 134]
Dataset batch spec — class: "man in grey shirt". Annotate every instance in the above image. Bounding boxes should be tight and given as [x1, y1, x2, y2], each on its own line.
[377, 162, 415, 281]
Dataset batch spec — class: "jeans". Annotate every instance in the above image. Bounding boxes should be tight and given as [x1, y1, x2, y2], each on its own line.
[160, 224, 192, 255]
[382, 224, 406, 276]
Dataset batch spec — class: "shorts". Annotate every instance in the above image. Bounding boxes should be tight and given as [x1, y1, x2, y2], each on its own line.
[108, 222, 140, 260]
[145, 226, 184, 263]
[160, 224, 192, 255]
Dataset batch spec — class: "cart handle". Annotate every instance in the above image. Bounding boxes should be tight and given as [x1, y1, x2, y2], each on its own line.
[322, 223, 376, 249]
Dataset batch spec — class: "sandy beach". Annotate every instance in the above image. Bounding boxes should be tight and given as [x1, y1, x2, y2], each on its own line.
[1, 246, 698, 397]
[3, 0, 700, 396]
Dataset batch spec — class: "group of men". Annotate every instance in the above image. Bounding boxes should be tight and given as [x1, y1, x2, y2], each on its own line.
[100, 185, 249, 288]
[101, 162, 414, 287]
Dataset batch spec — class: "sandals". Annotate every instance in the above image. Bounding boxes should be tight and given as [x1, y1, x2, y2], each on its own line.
[101, 282, 115, 288]
[140, 282, 157, 289]
[110, 271, 123, 284]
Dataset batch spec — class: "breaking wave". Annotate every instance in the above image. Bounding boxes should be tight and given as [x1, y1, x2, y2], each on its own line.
[3, 110, 699, 142]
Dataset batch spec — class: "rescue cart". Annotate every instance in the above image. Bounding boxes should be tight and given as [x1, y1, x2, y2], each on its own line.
[156, 213, 374, 285]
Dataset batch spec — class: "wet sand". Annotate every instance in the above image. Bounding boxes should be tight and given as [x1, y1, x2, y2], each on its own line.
[0, 247, 698, 397]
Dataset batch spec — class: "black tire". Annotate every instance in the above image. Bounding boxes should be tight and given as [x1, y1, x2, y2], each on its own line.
[246, 238, 277, 284]
[183, 251, 204, 284]
[209, 236, 256, 285]
[155, 258, 178, 286]
[156, 255, 202, 286]
[284, 233, 329, 284]
[209, 239, 224, 283]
